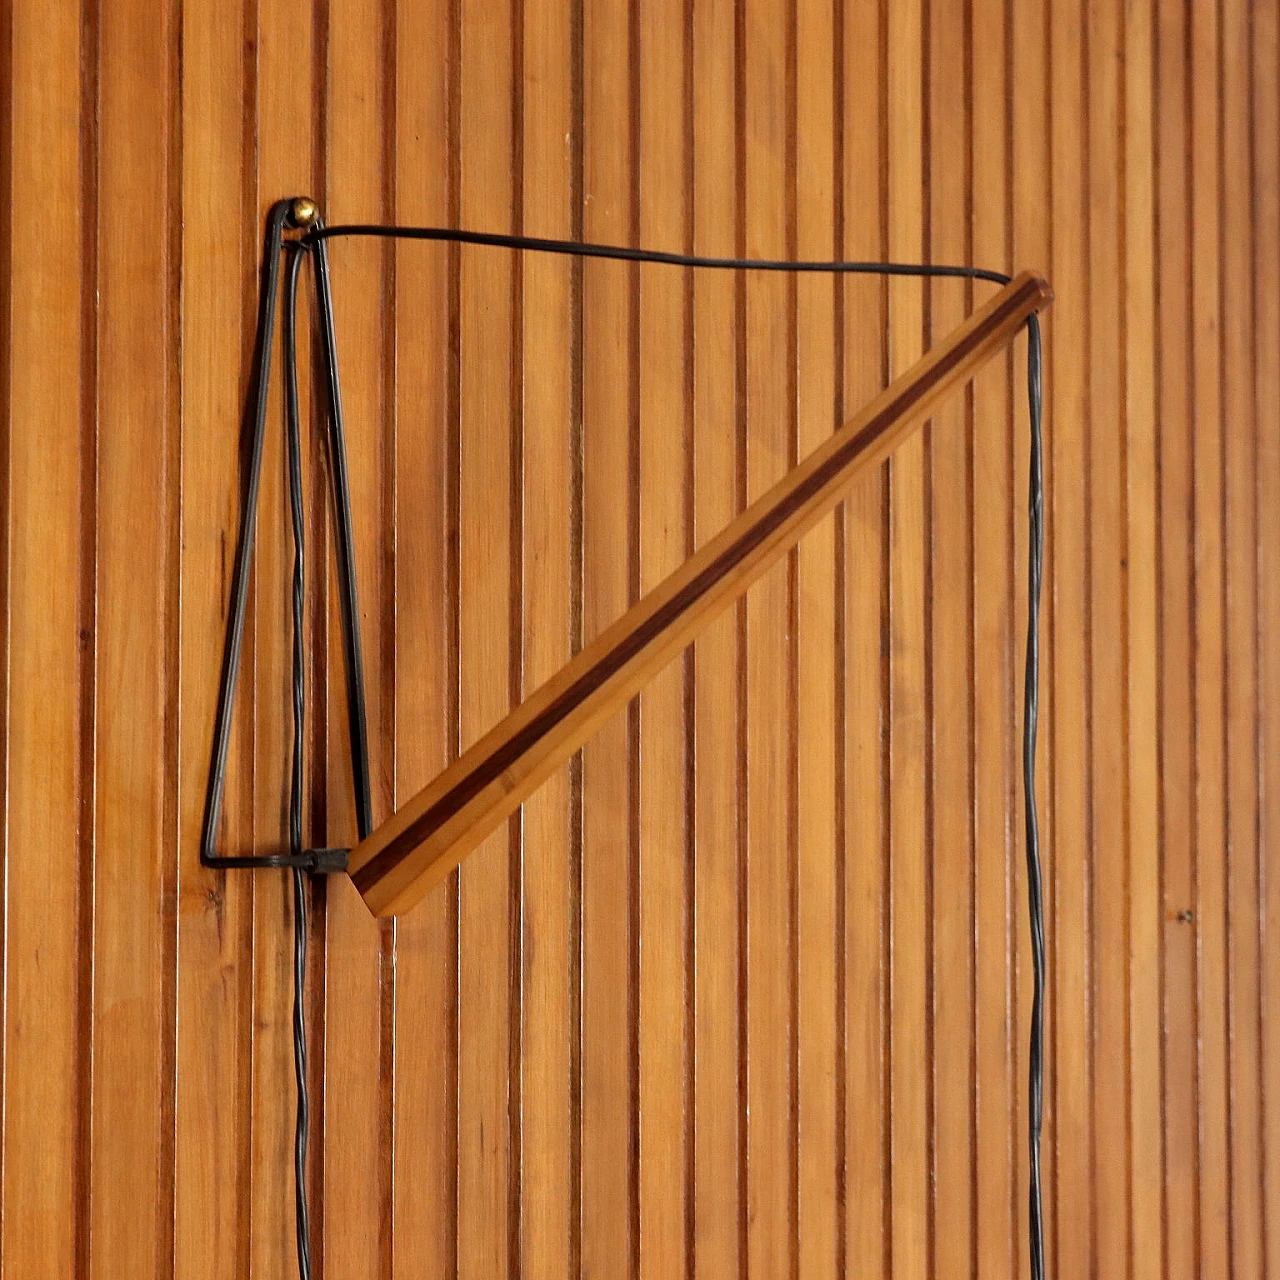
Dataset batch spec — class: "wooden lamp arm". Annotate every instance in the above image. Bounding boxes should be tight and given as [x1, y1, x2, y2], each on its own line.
[348, 270, 1052, 916]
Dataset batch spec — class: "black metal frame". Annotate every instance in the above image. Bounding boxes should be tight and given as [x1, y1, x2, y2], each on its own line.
[200, 198, 372, 874]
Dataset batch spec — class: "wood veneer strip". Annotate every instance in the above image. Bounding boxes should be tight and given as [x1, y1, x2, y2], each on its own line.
[349, 268, 1051, 917]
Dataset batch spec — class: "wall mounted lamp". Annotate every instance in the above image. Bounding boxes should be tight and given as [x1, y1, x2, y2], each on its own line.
[201, 197, 1052, 1280]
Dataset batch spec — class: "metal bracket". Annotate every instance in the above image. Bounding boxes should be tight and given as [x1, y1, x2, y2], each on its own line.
[200, 198, 373, 875]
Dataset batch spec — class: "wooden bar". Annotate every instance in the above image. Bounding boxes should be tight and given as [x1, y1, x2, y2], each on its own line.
[349, 269, 1051, 917]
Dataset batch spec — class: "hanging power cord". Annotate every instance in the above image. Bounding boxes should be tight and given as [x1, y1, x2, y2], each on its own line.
[1023, 312, 1046, 1280]
[282, 243, 313, 1280]
[274, 211, 1048, 1280]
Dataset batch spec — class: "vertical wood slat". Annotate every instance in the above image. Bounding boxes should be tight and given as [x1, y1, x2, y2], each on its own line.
[92, 0, 178, 1271]
[840, 1, 890, 1272]
[174, 0, 254, 1273]
[1255, 6, 1280, 1278]
[1189, 0, 1231, 1271]
[1124, 1, 1164, 1278]
[323, 2, 395, 1276]
[519, 0, 574, 1270]
[2, 0, 88, 1276]
[886, 1, 929, 1275]
[1155, 0, 1199, 1274]
[1087, 0, 1132, 1270]
[455, 0, 517, 1272]
[1049, 0, 1092, 1274]
[742, 0, 796, 1269]
[1220, 0, 1265, 1275]
[636, 0, 690, 1274]
[580, 0, 636, 1270]
[927, 0, 976, 1269]
[971, 0, 1016, 1272]
[794, 0, 840, 1272]
[690, 0, 742, 1269]
[391, 0, 457, 1271]
[2, 5, 1279, 1278]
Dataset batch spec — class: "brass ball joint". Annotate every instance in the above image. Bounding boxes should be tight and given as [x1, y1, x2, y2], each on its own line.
[288, 196, 320, 229]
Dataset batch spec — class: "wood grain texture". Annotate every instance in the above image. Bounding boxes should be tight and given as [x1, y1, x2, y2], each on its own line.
[1, 4, 1276, 1276]
[1124, 2, 1163, 1277]
[886, 2, 929, 1271]
[322, 5, 394, 1277]
[391, 0, 457, 1271]
[689, 0, 741, 1270]
[455, 0, 517, 1273]
[971, 0, 1016, 1272]
[741, 0, 795, 1270]
[1221, 1, 1264, 1272]
[93, 2, 177, 1274]
[174, 0, 254, 1274]
[1087, 0, 1130, 1271]
[3, 3, 86, 1278]
[1049, 2, 1091, 1276]
[1255, 9, 1280, 1280]
[636, 0, 690, 1273]
[579, 0, 636, 1273]
[794, 0, 839, 1270]
[1155, 4, 1199, 1277]
[927, 1, 975, 1269]
[519, 0, 574, 1271]
[840, 4, 889, 1271]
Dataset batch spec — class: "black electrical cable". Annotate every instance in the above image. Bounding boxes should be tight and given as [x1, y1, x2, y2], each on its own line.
[279, 218, 1047, 1280]
[283, 244, 313, 1280]
[1023, 312, 1046, 1280]
[303, 220, 1015, 289]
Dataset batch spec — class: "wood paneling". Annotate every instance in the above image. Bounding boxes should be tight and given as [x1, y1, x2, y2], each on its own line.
[2, 2, 1276, 1276]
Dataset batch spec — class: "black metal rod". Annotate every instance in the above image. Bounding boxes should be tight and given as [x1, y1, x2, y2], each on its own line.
[310, 218, 375, 843]
[200, 200, 291, 867]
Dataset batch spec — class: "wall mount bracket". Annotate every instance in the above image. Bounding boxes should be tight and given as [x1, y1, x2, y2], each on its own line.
[200, 197, 373, 874]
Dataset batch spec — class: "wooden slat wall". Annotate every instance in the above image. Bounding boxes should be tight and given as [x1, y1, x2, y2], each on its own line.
[1, 1, 1276, 1275]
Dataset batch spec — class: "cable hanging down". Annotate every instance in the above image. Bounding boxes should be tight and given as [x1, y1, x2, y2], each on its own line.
[252, 199, 1047, 1280]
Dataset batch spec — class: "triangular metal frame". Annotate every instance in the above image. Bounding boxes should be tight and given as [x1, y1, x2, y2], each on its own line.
[200, 198, 371, 873]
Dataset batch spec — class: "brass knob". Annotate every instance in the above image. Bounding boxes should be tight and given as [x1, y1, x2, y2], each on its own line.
[289, 197, 320, 229]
